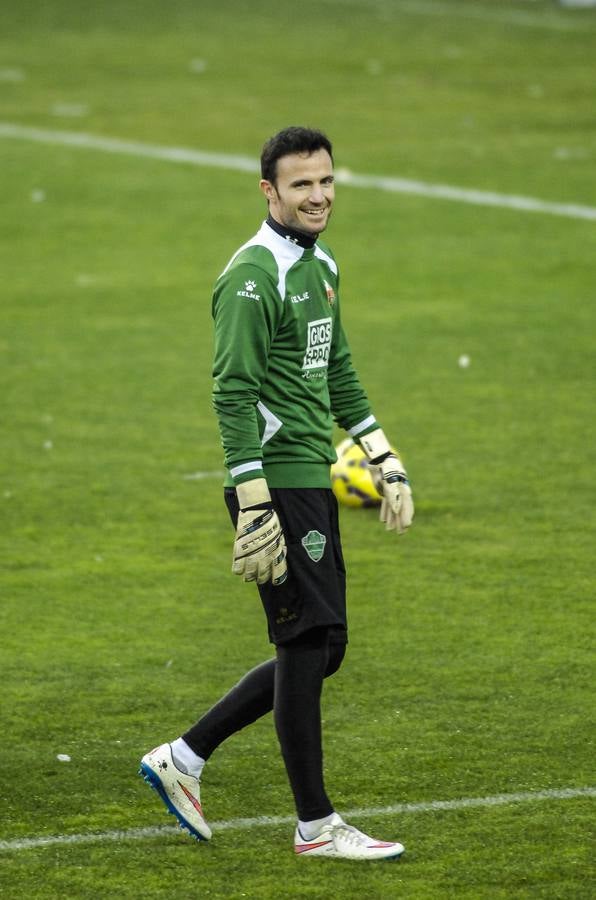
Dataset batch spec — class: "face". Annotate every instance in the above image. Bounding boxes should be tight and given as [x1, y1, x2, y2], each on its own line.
[260, 148, 335, 237]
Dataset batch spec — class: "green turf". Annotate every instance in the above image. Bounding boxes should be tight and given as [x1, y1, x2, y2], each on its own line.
[1, 1, 595, 897]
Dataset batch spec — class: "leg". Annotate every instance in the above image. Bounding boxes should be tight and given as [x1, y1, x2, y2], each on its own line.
[274, 627, 343, 821]
[182, 657, 276, 760]
[180, 632, 344, 762]
[138, 657, 276, 843]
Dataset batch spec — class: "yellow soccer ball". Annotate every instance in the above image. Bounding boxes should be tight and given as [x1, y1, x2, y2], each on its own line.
[331, 438, 382, 508]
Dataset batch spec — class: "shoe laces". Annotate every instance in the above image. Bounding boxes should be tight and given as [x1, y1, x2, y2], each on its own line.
[329, 822, 369, 847]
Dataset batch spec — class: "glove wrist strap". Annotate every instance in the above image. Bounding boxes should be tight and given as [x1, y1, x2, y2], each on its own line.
[360, 428, 393, 465]
[236, 477, 272, 512]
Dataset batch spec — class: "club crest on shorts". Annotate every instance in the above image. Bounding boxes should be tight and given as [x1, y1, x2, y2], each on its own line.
[301, 530, 326, 562]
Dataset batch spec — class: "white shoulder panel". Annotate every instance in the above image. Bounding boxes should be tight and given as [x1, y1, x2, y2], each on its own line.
[219, 222, 303, 301]
[313, 244, 338, 276]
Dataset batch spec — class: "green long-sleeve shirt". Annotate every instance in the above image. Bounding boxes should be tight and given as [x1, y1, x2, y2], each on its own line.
[212, 221, 378, 487]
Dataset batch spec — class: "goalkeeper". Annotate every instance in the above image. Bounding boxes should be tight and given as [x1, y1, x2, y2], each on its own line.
[140, 126, 413, 861]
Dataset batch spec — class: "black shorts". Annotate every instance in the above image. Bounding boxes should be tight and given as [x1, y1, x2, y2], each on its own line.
[225, 487, 347, 647]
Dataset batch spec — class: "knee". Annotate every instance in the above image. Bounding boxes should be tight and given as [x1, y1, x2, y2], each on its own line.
[324, 641, 346, 678]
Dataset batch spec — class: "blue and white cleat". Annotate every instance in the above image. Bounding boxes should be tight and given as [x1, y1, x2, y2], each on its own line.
[294, 813, 404, 860]
[139, 743, 212, 841]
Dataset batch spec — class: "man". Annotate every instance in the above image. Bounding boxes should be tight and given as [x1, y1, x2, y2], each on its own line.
[140, 126, 414, 860]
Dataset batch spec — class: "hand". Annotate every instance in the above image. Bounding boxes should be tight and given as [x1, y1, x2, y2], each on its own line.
[232, 478, 287, 585]
[372, 455, 414, 534]
[359, 428, 414, 535]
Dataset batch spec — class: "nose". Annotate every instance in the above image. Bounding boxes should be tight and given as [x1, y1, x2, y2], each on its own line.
[309, 184, 325, 204]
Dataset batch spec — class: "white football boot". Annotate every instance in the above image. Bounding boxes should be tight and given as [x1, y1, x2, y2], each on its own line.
[294, 813, 404, 860]
[139, 743, 212, 841]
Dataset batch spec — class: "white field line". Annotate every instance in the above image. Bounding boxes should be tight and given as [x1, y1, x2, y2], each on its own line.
[182, 470, 226, 481]
[338, 171, 596, 221]
[320, 0, 596, 32]
[1, 122, 596, 223]
[0, 122, 259, 173]
[1, 786, 594, 854]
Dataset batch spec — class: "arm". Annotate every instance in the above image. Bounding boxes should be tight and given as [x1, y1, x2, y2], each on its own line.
[327, 311, 378, 439]
[212, 260, 287, 583]
[212, 261, 278, 484]
[327, 297, 413, 534]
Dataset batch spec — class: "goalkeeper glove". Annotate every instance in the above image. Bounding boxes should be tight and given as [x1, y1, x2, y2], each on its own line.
[232, 478, 287, 585]
[360, 428, 414, 534]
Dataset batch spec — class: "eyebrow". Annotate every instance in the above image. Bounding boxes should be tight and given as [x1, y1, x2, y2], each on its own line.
[289, 175, 335, 187]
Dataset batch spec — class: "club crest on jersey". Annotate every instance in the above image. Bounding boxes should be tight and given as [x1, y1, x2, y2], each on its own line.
[324, 279, 335, 307]
[301, 530, 326, 562]
[237, 279, 261, 300]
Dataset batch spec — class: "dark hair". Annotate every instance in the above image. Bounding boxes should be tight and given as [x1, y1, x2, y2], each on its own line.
[260, 126, 333, 184]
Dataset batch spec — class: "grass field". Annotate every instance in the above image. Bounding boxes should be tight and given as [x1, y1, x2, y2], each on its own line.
[1, 1, 595, 897]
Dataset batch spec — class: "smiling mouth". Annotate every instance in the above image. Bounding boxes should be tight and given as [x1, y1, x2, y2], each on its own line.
[302, 207, 328, 216]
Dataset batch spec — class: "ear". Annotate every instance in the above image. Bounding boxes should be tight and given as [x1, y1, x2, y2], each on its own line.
[260, 179, 276, 203]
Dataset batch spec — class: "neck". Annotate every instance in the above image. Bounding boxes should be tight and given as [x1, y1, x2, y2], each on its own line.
[266, 214, 317, 249]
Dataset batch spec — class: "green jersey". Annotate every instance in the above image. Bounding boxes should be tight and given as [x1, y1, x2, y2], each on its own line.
[212, 220, 378, 488]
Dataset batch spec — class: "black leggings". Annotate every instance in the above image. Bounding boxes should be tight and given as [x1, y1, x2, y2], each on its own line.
[182, 627, 346, 820]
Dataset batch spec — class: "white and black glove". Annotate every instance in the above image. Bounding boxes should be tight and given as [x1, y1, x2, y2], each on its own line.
[360, 428, 414, 534]
[232, 478, 287, 585]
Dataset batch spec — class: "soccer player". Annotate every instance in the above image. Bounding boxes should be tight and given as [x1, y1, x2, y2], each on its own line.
[140, 127, 414, 860]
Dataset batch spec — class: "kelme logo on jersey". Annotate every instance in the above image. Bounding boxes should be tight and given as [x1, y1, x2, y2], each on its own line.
[237, 279, 261, 301]
[290, 291, 310, 304]
[301, 530, 327, 562]
[303, 317, 332, 371]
